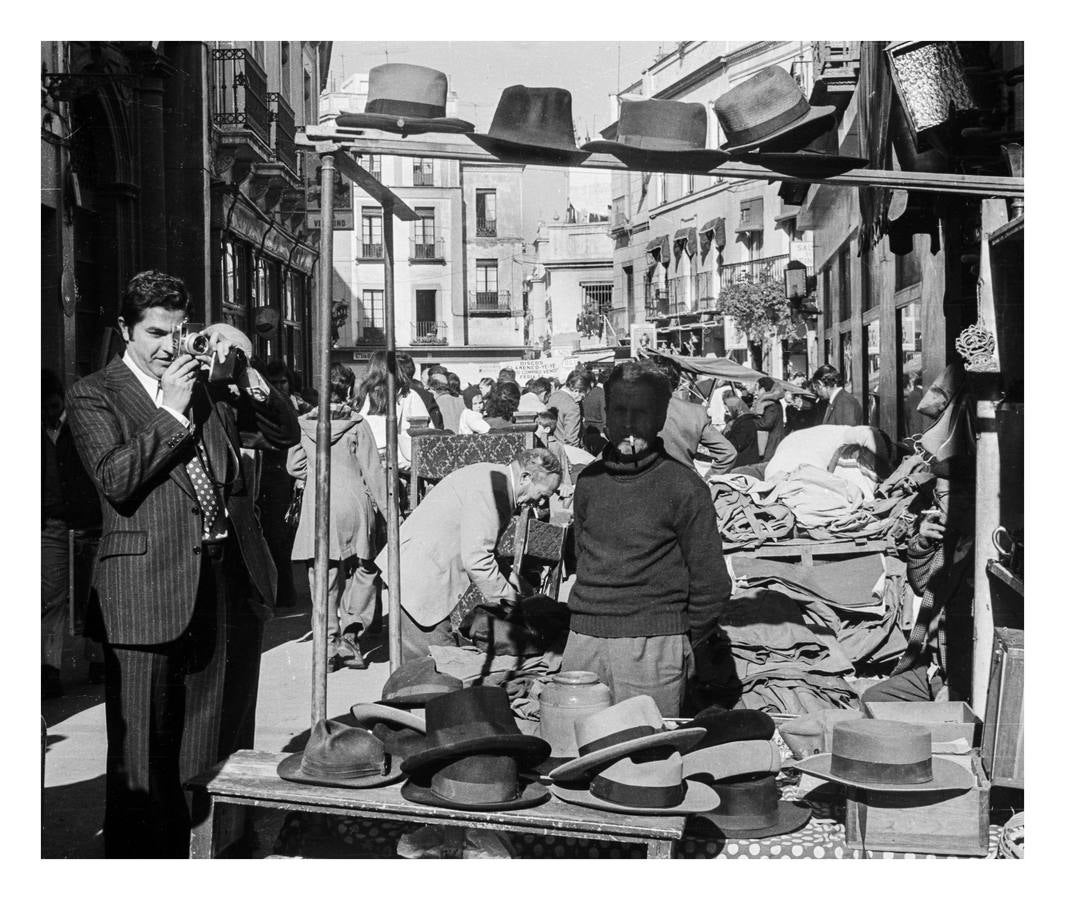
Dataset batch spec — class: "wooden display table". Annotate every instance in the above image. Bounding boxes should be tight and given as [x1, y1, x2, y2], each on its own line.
[186, 750, 685, 859]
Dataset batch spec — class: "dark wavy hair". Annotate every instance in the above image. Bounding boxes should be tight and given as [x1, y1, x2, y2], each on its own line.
[120, 270, 189, 327]
[485, 380, 521, 422]
[328, 362, 356, 405]
[353, 350, 411, 416]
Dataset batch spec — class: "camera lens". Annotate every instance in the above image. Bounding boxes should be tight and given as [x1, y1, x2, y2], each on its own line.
[187, 333, 211, 355]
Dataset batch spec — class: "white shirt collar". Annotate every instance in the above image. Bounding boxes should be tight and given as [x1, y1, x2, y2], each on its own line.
[829, 386, 843, 402]
[123, 351, 162, 404]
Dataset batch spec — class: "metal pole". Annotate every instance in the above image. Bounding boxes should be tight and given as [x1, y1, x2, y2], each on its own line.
[383, 201, 403, 672]
[311, 152, 335, 723]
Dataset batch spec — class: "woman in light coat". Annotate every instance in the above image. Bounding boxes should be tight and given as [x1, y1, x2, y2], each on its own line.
[289, 363, 388, 670]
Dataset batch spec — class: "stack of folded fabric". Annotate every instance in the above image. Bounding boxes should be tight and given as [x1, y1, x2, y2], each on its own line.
[713, 588, 858, 716]
[547, 696, 718, 816]
[682, 709, 812, 839]
[709, 477, 795, 546]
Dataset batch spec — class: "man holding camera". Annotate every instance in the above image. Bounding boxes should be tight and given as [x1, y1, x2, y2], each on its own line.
[66, 270, 300, 857]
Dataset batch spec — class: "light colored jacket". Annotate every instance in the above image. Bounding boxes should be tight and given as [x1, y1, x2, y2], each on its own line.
[288, 408, 388, 561]
[376, 462, 518, 627]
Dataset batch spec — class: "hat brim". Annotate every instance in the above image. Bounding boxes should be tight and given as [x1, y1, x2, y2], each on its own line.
[791, 754, 974, 793]
[350, 703, 426, 733]
[276, 752, 406, 789]
[335, 112, 474, 134]
[401, 774, 550, 812]
[547, 727, 706, 783]
[720, 105, 837, 153]
[551, 778, 719, 816]
[579, 142, 729, 174]
[379, 689, 457, 708]
[692, 800, 812, 839]
[733, 151, 869, 178]
[402, 733, 551, 775]
[468, 134, 590, 167]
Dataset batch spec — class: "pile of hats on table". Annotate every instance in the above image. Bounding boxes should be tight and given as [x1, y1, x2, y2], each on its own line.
[278, 659, 809, 840]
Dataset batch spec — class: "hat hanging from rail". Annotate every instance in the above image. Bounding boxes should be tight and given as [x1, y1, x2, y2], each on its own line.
[581, 99, 729, 174]
[468, 85, 590, 166]
[714, 65, 868, 177]
[335, 64, 474, 136]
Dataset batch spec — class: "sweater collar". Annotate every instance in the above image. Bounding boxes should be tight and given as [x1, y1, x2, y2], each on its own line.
[602, 438, 664, 475]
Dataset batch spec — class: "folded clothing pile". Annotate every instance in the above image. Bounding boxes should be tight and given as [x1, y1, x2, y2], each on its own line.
[709, 475, 795, 546]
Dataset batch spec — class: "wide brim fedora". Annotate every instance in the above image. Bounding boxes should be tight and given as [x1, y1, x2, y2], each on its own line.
[792, 753, 974, 793]
[350, 703, 425, 733]
[550, 778, 719, 816]
[734, 150, 869, 179]
[720, 104, 837, 153]
[692, 799, 811, 840]
[580, 142, 729, 174]
[336, 111, 474, 135]
[547, 726, 706, 783]
[402, 732, 550, 775]
[468, 133, 590, 167]
[401, 773, 550, 812]
[276, 750, 406, 789]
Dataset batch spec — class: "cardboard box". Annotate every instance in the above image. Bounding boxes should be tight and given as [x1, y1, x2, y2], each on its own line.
[863, 701, 980, 752]
[844, 753, 989, 857]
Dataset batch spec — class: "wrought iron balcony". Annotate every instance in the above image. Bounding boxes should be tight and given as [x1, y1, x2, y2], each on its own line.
[641, 284, 670, 319]
[695, 272, 718, 312]
[267, 91, 299, 180]
[476, 217, 497, 238]
[410, 237, 445, 262]
[411, 321, 448, 345]
[210, 48, 271, 158]
[720, 254, 790, 290]
[468, 289, 514, 315]
[666, 277, 691, 315]
[360, 242, 384, 260]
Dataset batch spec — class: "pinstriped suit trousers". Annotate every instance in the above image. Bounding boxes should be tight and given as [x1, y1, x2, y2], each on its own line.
[102, 539, 260, 858]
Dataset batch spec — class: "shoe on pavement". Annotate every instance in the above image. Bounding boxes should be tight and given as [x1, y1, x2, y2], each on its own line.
[336, 636, 368, 670]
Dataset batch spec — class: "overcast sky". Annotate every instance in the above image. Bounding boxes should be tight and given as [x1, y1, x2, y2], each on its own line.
[330, 41, 668, 140]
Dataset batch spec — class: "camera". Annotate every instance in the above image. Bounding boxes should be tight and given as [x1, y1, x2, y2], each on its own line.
[172, 323, 211, 358]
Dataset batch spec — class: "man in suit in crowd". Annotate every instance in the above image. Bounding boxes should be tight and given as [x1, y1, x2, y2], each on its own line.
[376, 447, 562, 660]
[656, 361, 735, 474]
[66, 270, 300, 857]
[811, 364, 863, 426]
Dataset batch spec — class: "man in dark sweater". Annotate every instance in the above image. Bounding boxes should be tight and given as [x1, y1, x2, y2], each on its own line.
[561, 361, 732, 716]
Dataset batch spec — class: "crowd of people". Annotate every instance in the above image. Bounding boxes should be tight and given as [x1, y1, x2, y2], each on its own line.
[44, 268, 950, 858]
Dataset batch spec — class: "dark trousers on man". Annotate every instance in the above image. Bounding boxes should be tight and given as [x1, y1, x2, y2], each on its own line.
[102, 538, 263, 858]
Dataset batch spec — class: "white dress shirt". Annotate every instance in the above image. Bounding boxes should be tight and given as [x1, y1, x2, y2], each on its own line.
[122, 352, 191, 428]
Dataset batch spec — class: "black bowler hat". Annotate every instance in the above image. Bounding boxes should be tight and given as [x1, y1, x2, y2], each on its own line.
[691, 773, 811, 839]
[401, 685, 550, 774]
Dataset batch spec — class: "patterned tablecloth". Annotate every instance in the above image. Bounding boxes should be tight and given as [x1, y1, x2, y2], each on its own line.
[267, 773, 1005, 860]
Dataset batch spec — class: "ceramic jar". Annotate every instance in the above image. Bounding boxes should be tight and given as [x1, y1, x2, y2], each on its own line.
[538, 671, 612, 758]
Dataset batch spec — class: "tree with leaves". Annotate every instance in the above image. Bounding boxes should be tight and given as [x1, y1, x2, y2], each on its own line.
[718, 272, 792, 371]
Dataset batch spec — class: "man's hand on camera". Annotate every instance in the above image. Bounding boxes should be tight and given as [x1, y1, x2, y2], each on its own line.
[160, 354, 199, 414]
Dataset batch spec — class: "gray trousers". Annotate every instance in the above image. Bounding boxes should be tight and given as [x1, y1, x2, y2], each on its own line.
[307, 558, 378, 650]
[560, 631, 693, 718]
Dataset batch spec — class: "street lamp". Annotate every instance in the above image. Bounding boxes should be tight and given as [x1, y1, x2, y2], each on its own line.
[784, 260, 808, 303]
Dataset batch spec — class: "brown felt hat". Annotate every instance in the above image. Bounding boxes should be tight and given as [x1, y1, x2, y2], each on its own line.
[336, 63, 473, 136]
[402, 753, 550, 812]
[581, 100, 729, 174]
[276, 718, 404, 789]
[379, 657, 463, 707]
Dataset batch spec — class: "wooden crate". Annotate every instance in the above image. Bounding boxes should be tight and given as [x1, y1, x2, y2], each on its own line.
[844, 754, 989, 857]
[981, 627, 1024, 788]
[864, 701, 980, 752]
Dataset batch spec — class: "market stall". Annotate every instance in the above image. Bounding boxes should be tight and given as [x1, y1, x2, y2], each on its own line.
[188, 56, 1023, 860]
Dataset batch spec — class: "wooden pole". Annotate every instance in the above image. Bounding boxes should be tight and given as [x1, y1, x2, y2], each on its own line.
[383, 200, 403, 672]
[311, 152, 335, 723]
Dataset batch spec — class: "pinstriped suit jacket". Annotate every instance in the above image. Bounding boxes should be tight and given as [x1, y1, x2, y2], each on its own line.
[66, 355, 300, 645]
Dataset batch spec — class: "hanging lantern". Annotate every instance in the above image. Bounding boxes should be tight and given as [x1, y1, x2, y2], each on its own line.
[784, 260, 808, 301]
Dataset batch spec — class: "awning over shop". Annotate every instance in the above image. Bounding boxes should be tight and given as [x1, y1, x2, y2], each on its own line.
[647, 348, 817, 396]
[736, 197, 765, 233]
[698, 217, 727, 255]
[673, 226, 697, 259]
[645, 235, 670, 269]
